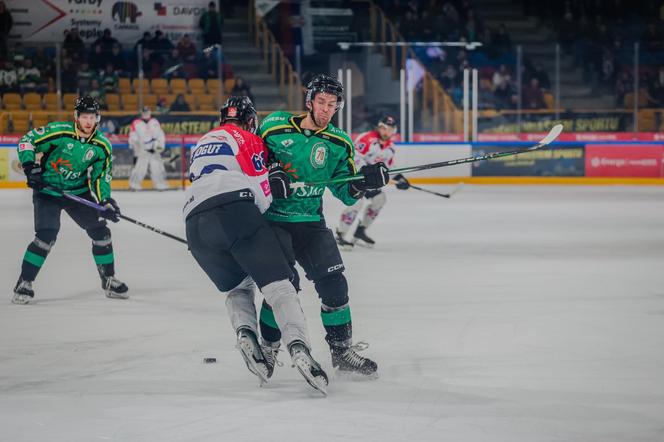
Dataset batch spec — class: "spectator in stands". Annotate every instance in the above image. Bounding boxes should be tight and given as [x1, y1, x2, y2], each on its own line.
[90, 44, 106, 73]
[494, 80, 514, 110]
[100, 63, 119, 94]
[0, 1, 12, 60]
[76, 61, 95, 93]
[32, 47, 54, 81]
[17, 59, 45, 93]
[492, 64, 511, 89]
[170, 93, 191, 112]
[176, 34, 198, 78]
[63, 27, 85, 61]
[644, 72, 663, 108]
[198, 47, 218, 79]
[87, 78, 106, 109]
[61, 56, 78, 93]
[94, 29, 119, 55]
[108, 43, 128, 77]
[522, 77, 546, 109]
[0, 60, 18, 93]
[439, 65, 458, 91]
[531, 63, 551, 90]
[135, 31, 151, 54]
[199, 1, 223, 47]
[231, 76, 255, 103]
[149, 30, 174, 76]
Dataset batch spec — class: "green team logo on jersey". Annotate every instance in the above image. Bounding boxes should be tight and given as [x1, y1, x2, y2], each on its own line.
[310, 143, 328, 169]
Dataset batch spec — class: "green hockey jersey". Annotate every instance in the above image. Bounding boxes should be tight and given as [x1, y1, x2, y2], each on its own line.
[258, 111, 360, 223]
[17, 121, 113, 201]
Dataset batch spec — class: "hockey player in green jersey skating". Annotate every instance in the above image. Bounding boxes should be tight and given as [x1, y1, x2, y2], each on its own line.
[12, 96, 128, 304]
[258, 74, 390, 377]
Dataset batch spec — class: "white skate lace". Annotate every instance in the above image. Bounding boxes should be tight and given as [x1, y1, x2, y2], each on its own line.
[266, 347, 284, 368]
[350, 341, 369, 352]
[343, 347, 366, 367]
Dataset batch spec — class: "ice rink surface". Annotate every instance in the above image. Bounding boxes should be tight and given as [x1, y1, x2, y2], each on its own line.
[1, 185, 663, 442]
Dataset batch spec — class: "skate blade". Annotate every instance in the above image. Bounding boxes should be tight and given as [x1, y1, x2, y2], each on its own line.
[353, 240, 374, 249]
[105, 291, 129, 300]
[335, 368, 379, 381]
[294, 357, 328, 396]
[11, 295, 32, 305]
[338, 244, 354, 251]
[237, 338, 269, 384]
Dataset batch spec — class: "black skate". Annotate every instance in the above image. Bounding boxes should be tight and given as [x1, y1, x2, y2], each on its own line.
[102, 276, 129, 299]
[289, 341, 329, 396]
[331, 345, 378, 378]
[335, 230, 354, 250]
[236, 328, 270, 385]
[261, 340, 282, 379]
[353, 225, 375, 248]
[12, 278, 34, 305]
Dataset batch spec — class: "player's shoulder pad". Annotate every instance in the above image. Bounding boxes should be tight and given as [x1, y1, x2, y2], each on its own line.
[91, 131, 113, 154]
[321, 124, 353, 148]
[258, 111, 293, 134]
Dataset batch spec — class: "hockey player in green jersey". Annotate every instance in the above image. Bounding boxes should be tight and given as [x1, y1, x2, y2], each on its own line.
[12, 96, 128, 304]
[257, 74, 390, 377]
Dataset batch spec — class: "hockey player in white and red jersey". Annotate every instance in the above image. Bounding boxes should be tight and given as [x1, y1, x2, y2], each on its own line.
[336, 115, 399, 248]
[183, 96, 328, 395]
[128, 107, 168, 191]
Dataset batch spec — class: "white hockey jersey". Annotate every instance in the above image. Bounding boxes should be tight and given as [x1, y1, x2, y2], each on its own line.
[183, 124, 272, 219]
[353, 130, 396, 169]
[129, 117, 166, 154]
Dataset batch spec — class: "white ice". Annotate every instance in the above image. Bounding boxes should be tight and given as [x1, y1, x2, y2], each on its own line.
[1, 185, 663, 442]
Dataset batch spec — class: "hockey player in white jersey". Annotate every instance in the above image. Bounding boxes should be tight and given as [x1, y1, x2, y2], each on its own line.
[128, 107, 168, 191]
[336, 115, 399, 248]
[184, 96, 328, 395]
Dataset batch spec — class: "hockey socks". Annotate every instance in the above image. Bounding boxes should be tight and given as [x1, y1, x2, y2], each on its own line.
[20, 234, 55, 282]
[321, 303, 353, 348]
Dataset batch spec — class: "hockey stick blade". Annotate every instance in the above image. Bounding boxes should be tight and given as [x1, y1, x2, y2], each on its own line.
[289, 124, 563, 189]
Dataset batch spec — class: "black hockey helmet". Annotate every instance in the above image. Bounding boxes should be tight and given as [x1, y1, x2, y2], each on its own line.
[74, 95, 101, 123]
[305, 74, 345, 111]
[378, 115, 398, 129]
[220, 96, 257, 133]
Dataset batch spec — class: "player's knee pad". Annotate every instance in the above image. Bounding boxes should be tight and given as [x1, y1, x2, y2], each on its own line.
[314, 273, 348, 308]
[261, 279, 298, 307]
[87, 225, 111, 244]
[35, 228, 58, 245]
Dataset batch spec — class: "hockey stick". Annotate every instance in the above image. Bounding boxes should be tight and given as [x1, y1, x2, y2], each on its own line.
[290, 124, 563, 189]
[163, 45, 217, 76]
[50, 189, 188, 245]
[393, 174, 462, 199]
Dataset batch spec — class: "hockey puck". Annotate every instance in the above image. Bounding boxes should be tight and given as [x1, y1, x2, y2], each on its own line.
[203, 357, 217, 364]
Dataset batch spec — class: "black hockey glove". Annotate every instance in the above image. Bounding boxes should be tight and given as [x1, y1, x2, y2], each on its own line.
[99, 198, 121, 223]
[351, 162, 390, 191]
[393, 173, 411, 190]
[23, 162, 45, 190]
[268, 163, 292, 199]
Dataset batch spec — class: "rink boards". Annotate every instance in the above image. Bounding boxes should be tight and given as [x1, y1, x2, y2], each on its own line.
[1, 135, 664, 187]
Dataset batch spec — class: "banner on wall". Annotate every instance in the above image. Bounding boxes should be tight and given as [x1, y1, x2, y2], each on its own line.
[585, 145, 664, 178]
[99, 114, 219, 136]
[472, 145, 585, 176]
[6, 0, 211, 44]
[478, 112, 630, 134]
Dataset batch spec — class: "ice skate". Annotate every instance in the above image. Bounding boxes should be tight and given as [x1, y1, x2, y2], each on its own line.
[12, 278, 34, 305]
[289, 341, 329, 396]
[102, 276, 129, 299]
[353, 225, 375, 248]
[335, 230, 354, 250]
[261, 340, 282, 379]
[331, 344, 378, 378]
[236, 328, 270, 385]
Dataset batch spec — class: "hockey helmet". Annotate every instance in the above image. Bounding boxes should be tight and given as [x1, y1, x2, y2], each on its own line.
[305, 74, 345, 111]
[74, 95, 101, 123]
[378, 115, 398, 129]
[220, 96, 257, 133]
